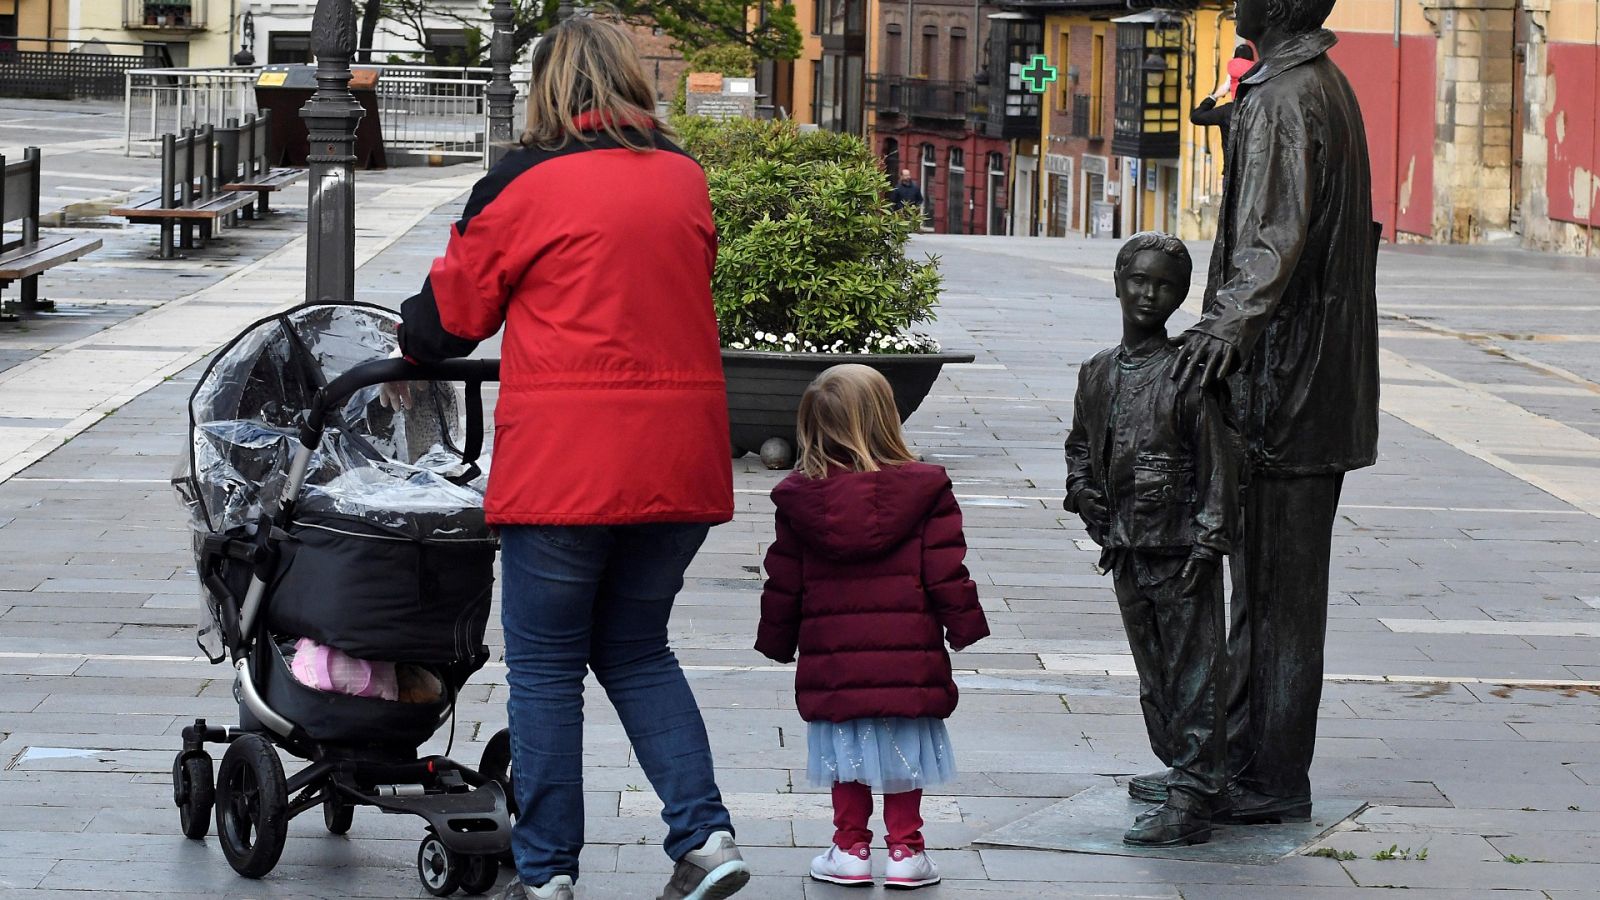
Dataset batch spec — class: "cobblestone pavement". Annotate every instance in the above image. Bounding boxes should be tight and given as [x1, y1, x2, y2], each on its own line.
[0, 183, 1598, 898]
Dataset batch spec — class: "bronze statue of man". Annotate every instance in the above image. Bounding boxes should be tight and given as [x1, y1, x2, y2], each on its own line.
[1165, 0, 1380, 822]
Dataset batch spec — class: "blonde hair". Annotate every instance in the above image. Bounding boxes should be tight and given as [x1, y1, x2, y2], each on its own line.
[795, 364, 918, 479]
[519, 17, 667, 153]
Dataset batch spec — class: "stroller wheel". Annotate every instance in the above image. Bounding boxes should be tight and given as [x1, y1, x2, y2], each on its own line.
[460, 853, 500, 895]
[215, 734, 289, 878]
[323, 791, 355, 835]
[417, 828, 462, 896]
[172, 751, 214, 840]
[479, 728, 516, 868]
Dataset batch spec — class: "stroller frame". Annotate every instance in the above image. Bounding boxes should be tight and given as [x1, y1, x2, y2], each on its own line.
[173, 357, 518, 897]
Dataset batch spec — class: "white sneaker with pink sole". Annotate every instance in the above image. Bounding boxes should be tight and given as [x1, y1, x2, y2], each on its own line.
[809, 843, 873, 886]
[884, 845, 940, 889]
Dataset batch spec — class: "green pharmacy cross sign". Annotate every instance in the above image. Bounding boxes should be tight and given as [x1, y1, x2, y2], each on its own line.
[1019, 54, 1058, 94]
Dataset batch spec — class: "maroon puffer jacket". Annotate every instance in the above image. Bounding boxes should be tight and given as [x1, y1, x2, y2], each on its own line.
[756, 462, 990, 722]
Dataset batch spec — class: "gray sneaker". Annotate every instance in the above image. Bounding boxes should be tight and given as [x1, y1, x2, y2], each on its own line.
[658, 831, 751, 900]
[502, 875, 575, 900]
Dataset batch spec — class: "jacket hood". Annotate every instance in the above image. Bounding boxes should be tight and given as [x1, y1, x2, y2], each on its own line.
[771, 462, 950, 562]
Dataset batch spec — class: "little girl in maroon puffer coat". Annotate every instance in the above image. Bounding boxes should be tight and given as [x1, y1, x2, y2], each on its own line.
[757, 364, 990, 890]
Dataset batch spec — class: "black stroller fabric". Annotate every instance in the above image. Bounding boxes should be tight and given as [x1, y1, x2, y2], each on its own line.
[173, 303, 496, 744]
[270, 516, 496, 665]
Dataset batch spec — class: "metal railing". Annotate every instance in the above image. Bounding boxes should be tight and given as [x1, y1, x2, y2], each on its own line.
[123, 0, 207, 31]
[1, 37, 168, 101]
[867, 75, 976, 122]
[124, 63, 530, 163]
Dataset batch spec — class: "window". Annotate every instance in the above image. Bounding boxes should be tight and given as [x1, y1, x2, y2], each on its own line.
[1090, 31, 1105, 133]
[949, 28, 966, 84]
[1057, 29, 1071, 111]
[815, 0, 864, 37]
[920, 26, 937, 79]
[987, 152, 1007, 235]
[0, 16, 16, 51]
[884, 138, 901, 182]
[266, 32, 311, 64]
[921, 144, 937, 226]
[947, 148, 966, 234]
[814, 53, 864, 134]
[885, 24, 903, 75]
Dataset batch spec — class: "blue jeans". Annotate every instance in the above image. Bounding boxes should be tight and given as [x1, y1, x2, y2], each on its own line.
[499, 523, 732, 887]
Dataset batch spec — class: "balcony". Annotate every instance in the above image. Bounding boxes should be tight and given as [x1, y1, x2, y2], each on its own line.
[1070, 93, 1096, 139]
[124, 0, 206, 32]
[868, 76, 976, 124]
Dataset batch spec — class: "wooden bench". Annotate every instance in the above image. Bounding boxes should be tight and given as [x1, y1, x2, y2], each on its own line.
[0, 147, 103, 316]
[217, 111, 305, 218]
[110, 126, 255, 259]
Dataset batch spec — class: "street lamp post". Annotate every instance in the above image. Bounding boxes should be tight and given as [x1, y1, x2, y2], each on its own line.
[485, 0, 516, 168]
[300, 0, 365, 306]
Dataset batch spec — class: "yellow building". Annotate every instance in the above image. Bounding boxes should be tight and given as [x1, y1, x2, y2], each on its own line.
[764, 0, 872, 133]
[1022, 2, 1231, 242]
[1176, 6, 1236, 241]
[11, 0, 239, 67]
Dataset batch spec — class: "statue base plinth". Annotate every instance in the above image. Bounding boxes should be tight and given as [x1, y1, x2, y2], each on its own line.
[976, 784, 1366, 865]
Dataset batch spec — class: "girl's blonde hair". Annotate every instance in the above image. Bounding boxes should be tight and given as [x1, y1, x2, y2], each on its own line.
[519, 17, 668, 153]
[795, 364, 918, 479]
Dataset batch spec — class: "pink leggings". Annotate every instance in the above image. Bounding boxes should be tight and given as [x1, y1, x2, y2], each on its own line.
[831, 781, 925, 852]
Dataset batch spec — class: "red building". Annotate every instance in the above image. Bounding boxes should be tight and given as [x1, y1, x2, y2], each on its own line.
[870, 0, 1012, 234]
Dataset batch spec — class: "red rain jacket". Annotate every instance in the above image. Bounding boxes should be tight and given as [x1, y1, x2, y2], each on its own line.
[400, 119, 734, 527]
[756, 462, 990, 722]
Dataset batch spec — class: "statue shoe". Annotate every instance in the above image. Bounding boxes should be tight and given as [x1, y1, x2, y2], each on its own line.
[1216, 785, 1312, 825]
[1123, 797, 1212, 847]
[1127, 769, 1172, 803]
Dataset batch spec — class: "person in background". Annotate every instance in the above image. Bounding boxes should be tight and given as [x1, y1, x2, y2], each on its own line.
[1189, 44, 1257, 155]
[757, 364, 990, 890]
[889, 169, 924, 212]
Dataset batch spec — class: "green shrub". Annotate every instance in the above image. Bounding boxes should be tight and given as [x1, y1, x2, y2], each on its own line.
[675, 116, 943, 353]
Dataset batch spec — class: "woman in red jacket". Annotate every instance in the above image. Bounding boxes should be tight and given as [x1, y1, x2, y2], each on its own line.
[757, 365, 990, 890]
[397, 18, 743, 900]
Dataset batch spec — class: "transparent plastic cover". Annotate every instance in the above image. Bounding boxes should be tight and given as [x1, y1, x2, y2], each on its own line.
[174, 304, 492, 541]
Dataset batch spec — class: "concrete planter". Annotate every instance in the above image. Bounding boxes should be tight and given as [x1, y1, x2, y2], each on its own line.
[722, 348, 976, 467]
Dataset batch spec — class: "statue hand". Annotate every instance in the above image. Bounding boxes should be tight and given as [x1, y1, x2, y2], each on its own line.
[1173, 332, 1238, 393]
[1069, 487, 1109, 528]
[1178, 556, 1218, 596]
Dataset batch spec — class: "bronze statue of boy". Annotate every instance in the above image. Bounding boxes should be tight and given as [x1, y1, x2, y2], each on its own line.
[1065, 232, 1239, 846]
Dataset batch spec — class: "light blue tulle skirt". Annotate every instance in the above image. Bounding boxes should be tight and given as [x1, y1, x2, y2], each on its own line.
[807, 717, 957, 794]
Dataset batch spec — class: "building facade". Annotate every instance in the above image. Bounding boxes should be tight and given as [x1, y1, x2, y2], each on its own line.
[992, 0, 1226, 241]
[760, 0, 869, 130]
[1326, 0, 1600, 255]
[870, 0, 1010, 233]
[9, 0, 236, 66]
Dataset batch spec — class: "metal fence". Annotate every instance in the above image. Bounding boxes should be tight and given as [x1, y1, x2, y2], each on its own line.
[1, 37, 169, 101]
[124, 63, 529, 164]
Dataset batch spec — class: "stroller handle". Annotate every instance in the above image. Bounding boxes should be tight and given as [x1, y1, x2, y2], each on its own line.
[303, 357, 502, 450]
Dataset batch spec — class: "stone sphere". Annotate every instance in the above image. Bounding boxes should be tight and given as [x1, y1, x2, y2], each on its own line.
[759, 437, 795, 470]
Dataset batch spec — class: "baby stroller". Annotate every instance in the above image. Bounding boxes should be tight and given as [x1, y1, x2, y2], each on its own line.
[171, 303, 516, 896]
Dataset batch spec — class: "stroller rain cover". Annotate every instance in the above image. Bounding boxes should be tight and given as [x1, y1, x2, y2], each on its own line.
[174, 303, 496, 671]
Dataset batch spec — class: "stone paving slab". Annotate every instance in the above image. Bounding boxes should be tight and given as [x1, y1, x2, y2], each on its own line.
[976, 784, 1366, 866]
[0, 222, 1597, 897]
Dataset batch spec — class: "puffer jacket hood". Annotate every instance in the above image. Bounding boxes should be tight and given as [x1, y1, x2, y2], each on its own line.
[770, 463, 950, 563]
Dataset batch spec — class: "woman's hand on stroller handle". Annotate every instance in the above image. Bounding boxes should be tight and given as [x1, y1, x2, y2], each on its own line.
[377, 350, 414, 411]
